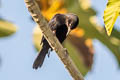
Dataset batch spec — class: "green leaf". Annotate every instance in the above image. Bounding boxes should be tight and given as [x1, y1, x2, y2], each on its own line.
[103, 0, 120, 36]
[0, 20, 17, 37]
[64, 36, 93, 76]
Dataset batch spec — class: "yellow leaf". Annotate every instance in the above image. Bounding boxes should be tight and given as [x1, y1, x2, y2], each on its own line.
[37, 0, 67, 21]
[103, 0, 120, 36]
[70, 28, 85, 38]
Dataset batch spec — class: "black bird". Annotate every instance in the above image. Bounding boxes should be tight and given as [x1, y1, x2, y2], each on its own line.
[33, 13, 79, 69]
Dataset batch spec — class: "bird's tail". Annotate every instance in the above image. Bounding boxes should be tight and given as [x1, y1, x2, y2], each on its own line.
[33, 42, 49, 69]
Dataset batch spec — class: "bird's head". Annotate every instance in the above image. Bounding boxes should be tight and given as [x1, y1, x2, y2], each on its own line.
[65, 13, 79, 35]
[50, 13, 79, 36]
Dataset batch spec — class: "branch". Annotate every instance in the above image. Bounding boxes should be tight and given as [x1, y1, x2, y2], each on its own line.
[24, 0, 84, 80]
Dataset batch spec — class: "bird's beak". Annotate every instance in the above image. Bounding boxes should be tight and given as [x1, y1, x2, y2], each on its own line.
[66, 27, 71, 36]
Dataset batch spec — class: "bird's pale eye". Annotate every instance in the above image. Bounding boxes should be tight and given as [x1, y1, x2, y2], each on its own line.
[67, 19, 73, 27]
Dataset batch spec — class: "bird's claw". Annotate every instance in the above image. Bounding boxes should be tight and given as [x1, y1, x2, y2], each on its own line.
[47, 48, 51, 57]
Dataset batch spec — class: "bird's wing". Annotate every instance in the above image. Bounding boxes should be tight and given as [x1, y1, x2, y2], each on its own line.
[40, 14, 65, 45]
[48, 14, 65, 31]
[40, 17, 57, 45]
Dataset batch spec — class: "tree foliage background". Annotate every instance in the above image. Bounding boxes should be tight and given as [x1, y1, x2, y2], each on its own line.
[0, 0, 120, 80]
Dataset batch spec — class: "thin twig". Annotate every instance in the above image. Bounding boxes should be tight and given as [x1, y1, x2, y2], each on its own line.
[24, 0, 84, 80]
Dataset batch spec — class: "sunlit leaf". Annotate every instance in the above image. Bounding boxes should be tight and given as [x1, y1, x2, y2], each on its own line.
[103, 0, 120, 36]
[0, 20, 17, 37]
[36, 0, 67, 20]
[79, 0, 91, 10]
[33, 25, 43, 51]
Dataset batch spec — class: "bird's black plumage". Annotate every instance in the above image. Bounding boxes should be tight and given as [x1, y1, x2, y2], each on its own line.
[33, 13, 79, 69]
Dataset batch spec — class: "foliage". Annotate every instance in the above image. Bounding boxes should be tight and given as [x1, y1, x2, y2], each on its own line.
[64, 0, 120, 65]
[33, 0, 120, 76]
[104, 0, 120, 36]
[33, 0, 94, 75]
[0, 19, 17, 37]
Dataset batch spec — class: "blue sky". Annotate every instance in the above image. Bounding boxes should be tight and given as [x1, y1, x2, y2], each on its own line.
[0, 0, 120, 80]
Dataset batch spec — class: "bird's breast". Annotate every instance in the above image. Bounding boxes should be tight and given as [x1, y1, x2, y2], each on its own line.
[55, 25, 68, 43]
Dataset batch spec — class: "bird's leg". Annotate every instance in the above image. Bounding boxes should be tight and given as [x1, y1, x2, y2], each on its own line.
[47, 48, 51, 57]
